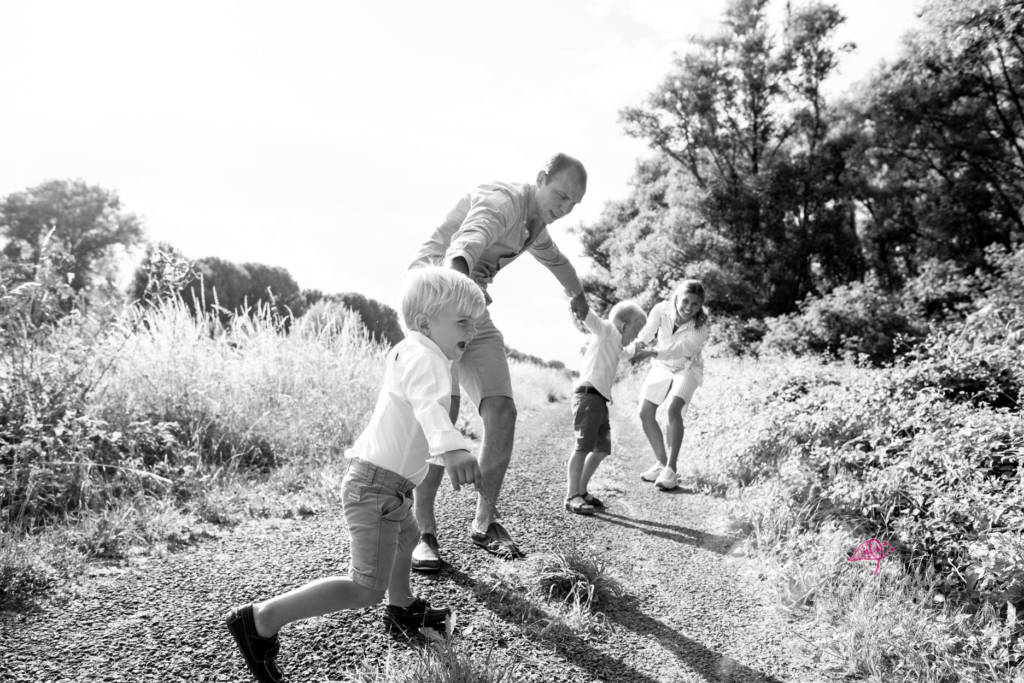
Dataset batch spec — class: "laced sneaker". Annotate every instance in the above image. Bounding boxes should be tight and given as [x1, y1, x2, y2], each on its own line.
[654, 466, 680, 491]
[384, 597, 451, 635]
[411, 533, 442, 573]
[224, 604, 284, 683]
[640, 463, 663, 482]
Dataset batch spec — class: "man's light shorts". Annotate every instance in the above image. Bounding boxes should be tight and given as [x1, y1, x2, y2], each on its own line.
[342, 458, 418, 592]
[449, 308, 513, 409]
[639, 363, 702, 415]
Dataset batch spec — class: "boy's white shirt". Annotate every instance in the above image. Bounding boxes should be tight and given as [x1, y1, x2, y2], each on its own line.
[636, 300, 710, 374]
[344, 330, 470, 486]
[575, 311, 639, 402]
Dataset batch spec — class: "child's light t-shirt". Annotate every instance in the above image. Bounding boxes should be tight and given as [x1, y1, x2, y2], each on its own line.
[575, 311, 638, 402]
[636, 300, 710, 375]
[344, 331, 470, 485]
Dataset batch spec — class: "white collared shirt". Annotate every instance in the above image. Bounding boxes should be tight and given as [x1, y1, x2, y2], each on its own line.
[636, 300, 710, 375]
[344, 331, 470, 485]
[575, 311, 638, 402]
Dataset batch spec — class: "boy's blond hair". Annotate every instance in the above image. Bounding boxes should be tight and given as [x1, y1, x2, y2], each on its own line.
[608, 300, 645, 329]
[401, 266, 486, 329]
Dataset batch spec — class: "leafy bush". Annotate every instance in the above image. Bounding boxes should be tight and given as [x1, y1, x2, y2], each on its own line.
[707, 316, 767, 356]
[761, 279, 926, 365]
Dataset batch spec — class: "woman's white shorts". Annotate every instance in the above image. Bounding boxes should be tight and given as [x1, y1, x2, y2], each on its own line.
[639, 364, 702, 414]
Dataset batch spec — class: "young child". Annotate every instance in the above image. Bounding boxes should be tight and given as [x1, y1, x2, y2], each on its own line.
[634, 279, 710, 491]
[224, 266, 486, 683]
[565, 300, 648, 515]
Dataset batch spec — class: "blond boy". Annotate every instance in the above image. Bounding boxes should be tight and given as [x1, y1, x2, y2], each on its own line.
[565, 301, 648, 514]
[225, 266, 485, 683]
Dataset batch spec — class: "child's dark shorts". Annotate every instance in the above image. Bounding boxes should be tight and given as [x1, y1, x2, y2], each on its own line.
[572, 385, 611, 455]
[342, 458, 419, 592]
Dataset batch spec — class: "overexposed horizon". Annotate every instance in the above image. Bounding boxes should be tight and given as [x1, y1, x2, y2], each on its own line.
[0, 0, 923, 369]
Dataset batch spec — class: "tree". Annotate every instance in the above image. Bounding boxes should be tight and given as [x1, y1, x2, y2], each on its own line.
[849, 0, 1024, 286]
[0, 180, 144, 292]
[609, 0, 860, 315]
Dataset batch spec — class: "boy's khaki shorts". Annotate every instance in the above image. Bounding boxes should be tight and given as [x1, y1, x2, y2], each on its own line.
[450, 309, 514, 409]
[571, 387, 611, 456]
[342, 458, 418, 592]
[639, 363, 702, 415]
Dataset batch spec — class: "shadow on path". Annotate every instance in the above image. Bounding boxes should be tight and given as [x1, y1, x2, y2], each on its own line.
[441, 565, 783, 683]
[592, 510, 739, 555]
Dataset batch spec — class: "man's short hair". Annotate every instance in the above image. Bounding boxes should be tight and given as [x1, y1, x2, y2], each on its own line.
[401, 266, 486, 329]
[608, 300, 645, 328]
[543, 153, 587, 187]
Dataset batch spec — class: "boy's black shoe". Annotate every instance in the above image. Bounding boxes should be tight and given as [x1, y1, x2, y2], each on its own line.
[225, 604, 284, 683]
[384, 597, 450, 635]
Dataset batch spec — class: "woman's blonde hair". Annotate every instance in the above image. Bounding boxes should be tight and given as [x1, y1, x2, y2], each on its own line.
[673, 279, 708, 328]
[401, 266, 486, 329]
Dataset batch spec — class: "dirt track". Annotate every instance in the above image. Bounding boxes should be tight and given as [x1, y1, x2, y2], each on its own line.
[0, 396, 829, 682]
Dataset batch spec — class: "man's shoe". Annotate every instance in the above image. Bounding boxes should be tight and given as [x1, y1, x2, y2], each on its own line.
[384, 597, 451, 635]
[640, 463, 663, 482]
[411, 533, 441, 573]
[470, 521, 525, 559]
[581, 492, 605, 509]
[654, 466, 680, 491]
[224, 604, 284, 683]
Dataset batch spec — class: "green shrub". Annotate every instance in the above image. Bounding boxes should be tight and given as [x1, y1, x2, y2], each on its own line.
[762, 279, 926, 365]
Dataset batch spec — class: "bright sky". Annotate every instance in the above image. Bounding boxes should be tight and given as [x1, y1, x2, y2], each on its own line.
[0, 0, 923, 369]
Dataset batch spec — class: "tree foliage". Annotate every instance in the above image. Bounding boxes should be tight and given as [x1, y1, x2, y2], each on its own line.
[588, 0, 861, 316]
[0, 180, 144, 292]
[849, 0, 1024, 287]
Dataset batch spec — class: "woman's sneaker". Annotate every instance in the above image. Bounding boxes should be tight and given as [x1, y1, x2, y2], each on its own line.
[640, 463, 663, 482]
[384, 597, 451, 636]
[654, 466, 680, 491]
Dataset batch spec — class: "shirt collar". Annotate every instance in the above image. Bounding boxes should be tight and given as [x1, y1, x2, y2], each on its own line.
[406, 330, 451, 363]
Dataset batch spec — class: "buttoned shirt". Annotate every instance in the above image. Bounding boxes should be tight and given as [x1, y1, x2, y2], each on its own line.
[410, 181, 584, 300]
[636, 300, 710, 376]
[344, 331, 470, 485]
[575, 311, 639, 402]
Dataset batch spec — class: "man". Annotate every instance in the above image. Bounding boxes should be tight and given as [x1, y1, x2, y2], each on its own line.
[407, 153, 590, 566]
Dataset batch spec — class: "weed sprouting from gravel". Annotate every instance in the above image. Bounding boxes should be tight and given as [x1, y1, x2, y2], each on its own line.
[477, 549, 624, 639]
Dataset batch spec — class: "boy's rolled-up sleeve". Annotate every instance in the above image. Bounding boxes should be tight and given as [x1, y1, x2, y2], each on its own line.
[528, 228, 584, 298]
[400, 354, 470, 463]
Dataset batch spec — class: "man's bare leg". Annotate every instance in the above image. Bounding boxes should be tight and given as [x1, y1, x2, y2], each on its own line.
[471, 396, 519, 553]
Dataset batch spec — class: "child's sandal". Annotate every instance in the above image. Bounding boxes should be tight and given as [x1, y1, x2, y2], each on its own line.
[564, 495, 595, 516]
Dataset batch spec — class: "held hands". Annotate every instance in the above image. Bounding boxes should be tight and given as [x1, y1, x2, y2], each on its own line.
[569, 292, 589, 321]
[441, 449, 482, 491]
[630, 347, 658, 364]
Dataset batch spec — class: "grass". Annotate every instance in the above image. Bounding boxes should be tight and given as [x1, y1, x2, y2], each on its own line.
[674, 351, 1024, 681]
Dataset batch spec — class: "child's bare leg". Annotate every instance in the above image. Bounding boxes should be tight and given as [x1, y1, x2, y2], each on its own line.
[413, 464, 444, 536]
[253, 578, 382, 637]
[413, 396, 458, 536]
[666, 396, 687, 471]
[639, 400, 666, 464]
[566, 450, 588, 499]
[580, 451, 607, 493]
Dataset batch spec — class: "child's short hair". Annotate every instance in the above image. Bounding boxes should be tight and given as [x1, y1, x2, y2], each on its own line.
[608, 300, 646, 329]
[673, 279, 709, 328]
[401, 266, 486, 329]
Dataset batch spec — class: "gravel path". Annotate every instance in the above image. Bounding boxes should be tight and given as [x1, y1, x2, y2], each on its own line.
[1, 398, 828, 682]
